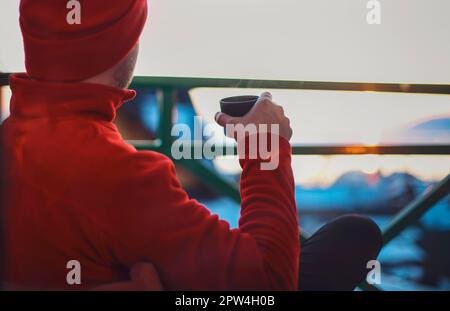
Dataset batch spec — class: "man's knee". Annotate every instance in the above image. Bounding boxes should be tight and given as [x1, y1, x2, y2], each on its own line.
[299, 214, 383, 290]
[332, 214, 383, 258]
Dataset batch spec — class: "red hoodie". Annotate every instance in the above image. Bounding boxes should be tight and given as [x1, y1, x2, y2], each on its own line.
[2, 74, 299, 290]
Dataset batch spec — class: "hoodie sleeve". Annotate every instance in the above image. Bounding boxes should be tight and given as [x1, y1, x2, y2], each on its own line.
[109, 137, 299, 290]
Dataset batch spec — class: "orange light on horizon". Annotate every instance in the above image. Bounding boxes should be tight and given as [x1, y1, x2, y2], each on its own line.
[214, 155, 450, 188]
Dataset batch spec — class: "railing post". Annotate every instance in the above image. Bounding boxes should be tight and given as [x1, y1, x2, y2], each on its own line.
[382, 174, 450, 246]
[158, 87, 176, 156]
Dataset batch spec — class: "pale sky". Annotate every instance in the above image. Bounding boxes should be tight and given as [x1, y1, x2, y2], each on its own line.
[2, 0, 450, 83]
[191, 88, 450, 146]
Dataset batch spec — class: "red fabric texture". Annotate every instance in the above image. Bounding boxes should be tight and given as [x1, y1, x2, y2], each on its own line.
[20, 0, 147, 81]
[2, 74, 299, 290]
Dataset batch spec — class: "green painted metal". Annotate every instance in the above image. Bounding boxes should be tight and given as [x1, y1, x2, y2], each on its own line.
[130, 142, 450, 156]
[382, 174, 450, 246]
[132, 140, 161, 152]
[177, 159, 241, 203]
[159, 88, 176, 155]
[132, 76, 450, 95]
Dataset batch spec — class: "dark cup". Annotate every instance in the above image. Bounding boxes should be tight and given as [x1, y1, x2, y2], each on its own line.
[220, 95, 259, 117]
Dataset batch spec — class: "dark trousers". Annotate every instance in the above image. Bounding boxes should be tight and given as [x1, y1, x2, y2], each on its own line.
[299, 215, 383, 291]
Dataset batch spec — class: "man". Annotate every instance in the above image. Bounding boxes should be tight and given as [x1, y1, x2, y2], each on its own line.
[2, 0, 381, 290]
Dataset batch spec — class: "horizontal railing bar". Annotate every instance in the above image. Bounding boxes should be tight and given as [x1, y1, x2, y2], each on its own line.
[292, 145, 450, 155]
[130, 139, 162, 150]
[4, 73, 450, 95]
[132, 76, 450, 95]
[130, 141, 450, 155]
[2, 73, 450, 95]
[382, 174, 450, 246]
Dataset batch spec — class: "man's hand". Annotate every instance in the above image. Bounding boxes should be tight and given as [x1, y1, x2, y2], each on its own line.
[215, 92, 293, 142]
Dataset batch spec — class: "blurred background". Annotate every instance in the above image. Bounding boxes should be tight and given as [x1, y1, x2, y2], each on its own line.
[1, 0, 450, 290]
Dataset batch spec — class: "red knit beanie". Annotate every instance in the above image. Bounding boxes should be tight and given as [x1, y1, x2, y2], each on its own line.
[19, 0, 148, 82]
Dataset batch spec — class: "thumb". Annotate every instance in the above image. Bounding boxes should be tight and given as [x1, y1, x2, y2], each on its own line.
[215, 112, 237, 127]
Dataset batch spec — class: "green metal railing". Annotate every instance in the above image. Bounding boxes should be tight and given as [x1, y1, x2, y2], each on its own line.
[130, 76, 450, 291]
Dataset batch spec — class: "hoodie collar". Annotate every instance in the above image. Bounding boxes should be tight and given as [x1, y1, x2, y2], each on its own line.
[8, 73, 136, 122]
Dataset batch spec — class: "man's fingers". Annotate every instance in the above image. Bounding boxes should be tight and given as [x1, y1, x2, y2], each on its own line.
[215, 112, 237, 127]
[253, 92, 273, 109]
[259, 92, 272, 101]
